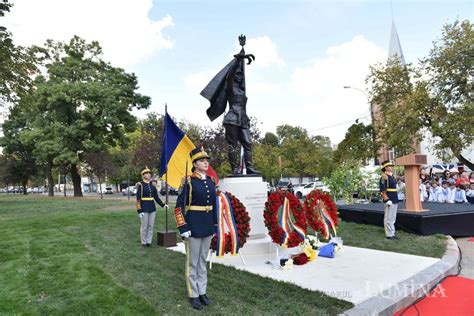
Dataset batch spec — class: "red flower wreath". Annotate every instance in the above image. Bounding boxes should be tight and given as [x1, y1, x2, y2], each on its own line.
[304, 190, 338, 239]
[210, 191, 251, 254]
[264, 191, 307, 248]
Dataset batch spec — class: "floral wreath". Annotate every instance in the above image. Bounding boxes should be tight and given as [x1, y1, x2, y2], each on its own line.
[264, 191, 307, 248]
[210, 191, 251, 254]
[304, 190, 338, 240]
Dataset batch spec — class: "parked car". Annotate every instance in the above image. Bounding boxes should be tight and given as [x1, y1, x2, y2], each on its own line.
[160, 187, 179, 196]
[99, 186, 113, 194]
[122, 186, 137, 196]
[276, 181, 290, 191]
[295, 181, 330, 199]
[264, 182, 275, 196]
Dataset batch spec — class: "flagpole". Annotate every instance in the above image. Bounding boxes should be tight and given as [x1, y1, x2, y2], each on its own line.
[165, 103, 169, 233]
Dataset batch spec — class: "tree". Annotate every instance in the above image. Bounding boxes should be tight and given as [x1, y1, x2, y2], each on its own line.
[84, 150, 117, 199]
[0, 0, 36, 108]
[28, 36, 150, 196]
[274, 125, 334, 180]
[367, 20, 474, 169]
[334, 123, 376, 165]
[0, 102, 39, 194]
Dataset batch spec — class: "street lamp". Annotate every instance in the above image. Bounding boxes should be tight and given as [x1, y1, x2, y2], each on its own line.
[343, 86, 378, 164]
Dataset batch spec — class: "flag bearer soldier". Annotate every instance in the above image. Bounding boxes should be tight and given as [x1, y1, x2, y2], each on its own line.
[380, 160, 399, 240]
[174, 147, 217, 310]
[136, 167, 167, 247]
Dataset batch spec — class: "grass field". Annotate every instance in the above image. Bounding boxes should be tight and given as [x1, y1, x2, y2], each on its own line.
[0, 195, 445, 315]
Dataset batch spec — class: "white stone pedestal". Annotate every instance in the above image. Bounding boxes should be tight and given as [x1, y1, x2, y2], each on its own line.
[219, 176, 275, 254]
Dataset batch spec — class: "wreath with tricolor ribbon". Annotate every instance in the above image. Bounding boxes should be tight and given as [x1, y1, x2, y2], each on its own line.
[264, 191, 307, 248]
[304, 190, 338, 240]
[210, 191, 251, 257]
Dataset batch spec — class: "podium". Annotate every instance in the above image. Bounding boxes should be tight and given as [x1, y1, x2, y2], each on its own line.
[395, 154, 427, 212]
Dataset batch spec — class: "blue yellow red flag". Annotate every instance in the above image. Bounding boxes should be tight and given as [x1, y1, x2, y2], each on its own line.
[159, 112, 219, 188]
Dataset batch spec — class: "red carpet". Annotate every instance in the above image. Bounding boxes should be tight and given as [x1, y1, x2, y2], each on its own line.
[395, 276, 474, 316]
[467, 237, 474, 242]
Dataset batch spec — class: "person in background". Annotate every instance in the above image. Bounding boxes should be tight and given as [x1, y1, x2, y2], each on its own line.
[440, 181, 450, 203]
[469, 172, 474, 185]
[419, 180, 427, 202]
[397, 176, 405, 201]
[429, 180, 443, 203]
[424, 181, 431, 202]
[451, 173, 459, 185]
[136, 167, 167, 248]
[466, 183, 474, 204]
[442, 170, 451, 183]
[454, 184, 469, 204]
[458, 171, 470, 186]
[379, 160, 399, 240]
[447, 182, 457, 204]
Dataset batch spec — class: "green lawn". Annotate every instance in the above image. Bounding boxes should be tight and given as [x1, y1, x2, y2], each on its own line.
[0, 195, 446, 315]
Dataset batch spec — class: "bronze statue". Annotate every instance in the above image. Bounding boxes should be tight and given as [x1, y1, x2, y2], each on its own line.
[201, 35, 259, 175]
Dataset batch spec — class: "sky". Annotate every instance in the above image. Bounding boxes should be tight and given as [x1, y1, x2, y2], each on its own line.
[3, 0, 473, 145]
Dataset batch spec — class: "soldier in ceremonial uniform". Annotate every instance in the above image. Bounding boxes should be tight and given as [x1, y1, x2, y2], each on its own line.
[379, 160, 399, 240]
[136, 167, 167, 247]
[174, 147, 217, 310]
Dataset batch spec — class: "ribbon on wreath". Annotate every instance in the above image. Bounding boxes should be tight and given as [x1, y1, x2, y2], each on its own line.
[317, 200, 337, 239]
[279, 196, 306, 248]
[216, 192, 240, 257]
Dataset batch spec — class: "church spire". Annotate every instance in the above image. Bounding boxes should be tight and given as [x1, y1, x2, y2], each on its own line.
[388, 19, 406, 65]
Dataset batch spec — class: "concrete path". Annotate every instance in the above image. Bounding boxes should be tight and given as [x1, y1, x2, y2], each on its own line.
[168, 243, 438, 304]
[456, 237, 474, 280]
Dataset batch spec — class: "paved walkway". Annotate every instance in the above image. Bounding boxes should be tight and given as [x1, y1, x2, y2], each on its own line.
[168, 243, 438, 304]
[456, 237, 474, 280]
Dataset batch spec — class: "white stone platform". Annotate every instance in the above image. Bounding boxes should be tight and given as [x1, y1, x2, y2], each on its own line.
[168, 243, 439, 304]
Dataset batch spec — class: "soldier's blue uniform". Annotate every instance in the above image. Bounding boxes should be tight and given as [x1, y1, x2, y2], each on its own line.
[173, 147, 216, 310]
[174, 173, 217, 238]
[379, 160, 399, 239]
[379, 174, 399, 204]
[136, 167, 165, 247]
[136, 180, 165, 213]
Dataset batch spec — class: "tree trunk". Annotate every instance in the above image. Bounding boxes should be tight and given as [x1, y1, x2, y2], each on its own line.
[456, 153, 474, 171]
[22, 178, 28, 195]
[47, 159, 54, 197]
[98, 174, 103, 200]
[70, 164, 83, 197]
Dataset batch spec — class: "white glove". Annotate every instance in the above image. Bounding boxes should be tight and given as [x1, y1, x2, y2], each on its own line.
[164, 204, 169, 209]
[180, 231, 191, 238]
[385, 200, 393, 206]
[138, 212, 145, 219]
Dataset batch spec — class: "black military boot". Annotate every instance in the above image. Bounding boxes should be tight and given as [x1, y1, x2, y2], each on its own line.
[189, 297, 203, 310]
[244, 150, 260, 175]
[228, 145, 240, 175]
[199, 294, 212, 306]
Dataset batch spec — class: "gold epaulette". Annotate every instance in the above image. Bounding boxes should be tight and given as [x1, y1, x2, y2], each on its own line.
[381, 174, 388, 180]
[135, 182, 142, 187]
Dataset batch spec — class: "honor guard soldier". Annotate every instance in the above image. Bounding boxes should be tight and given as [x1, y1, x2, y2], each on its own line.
[136, 166, 167, 247]
[380, 160, 399, 239]
[174, 147, 217, 310]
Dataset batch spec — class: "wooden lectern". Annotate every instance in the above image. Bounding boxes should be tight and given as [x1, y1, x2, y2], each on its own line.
[395, 154, 427, 212]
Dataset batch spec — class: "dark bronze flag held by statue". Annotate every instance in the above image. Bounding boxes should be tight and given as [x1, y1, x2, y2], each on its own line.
[200, 35, 259, 176]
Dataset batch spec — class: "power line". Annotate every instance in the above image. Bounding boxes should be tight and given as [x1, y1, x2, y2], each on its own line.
[309, 114, 371, 132]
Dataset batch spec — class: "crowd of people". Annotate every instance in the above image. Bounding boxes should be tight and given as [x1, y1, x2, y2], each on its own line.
[417, 169, 474, 204]
[394, 168, 474, 204]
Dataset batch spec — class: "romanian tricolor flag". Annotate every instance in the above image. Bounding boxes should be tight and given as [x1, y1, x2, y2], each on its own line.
[159, 112, 219, 188]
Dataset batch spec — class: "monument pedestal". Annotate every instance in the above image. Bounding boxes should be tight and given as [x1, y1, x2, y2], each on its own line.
[219, 176, 275, 254]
